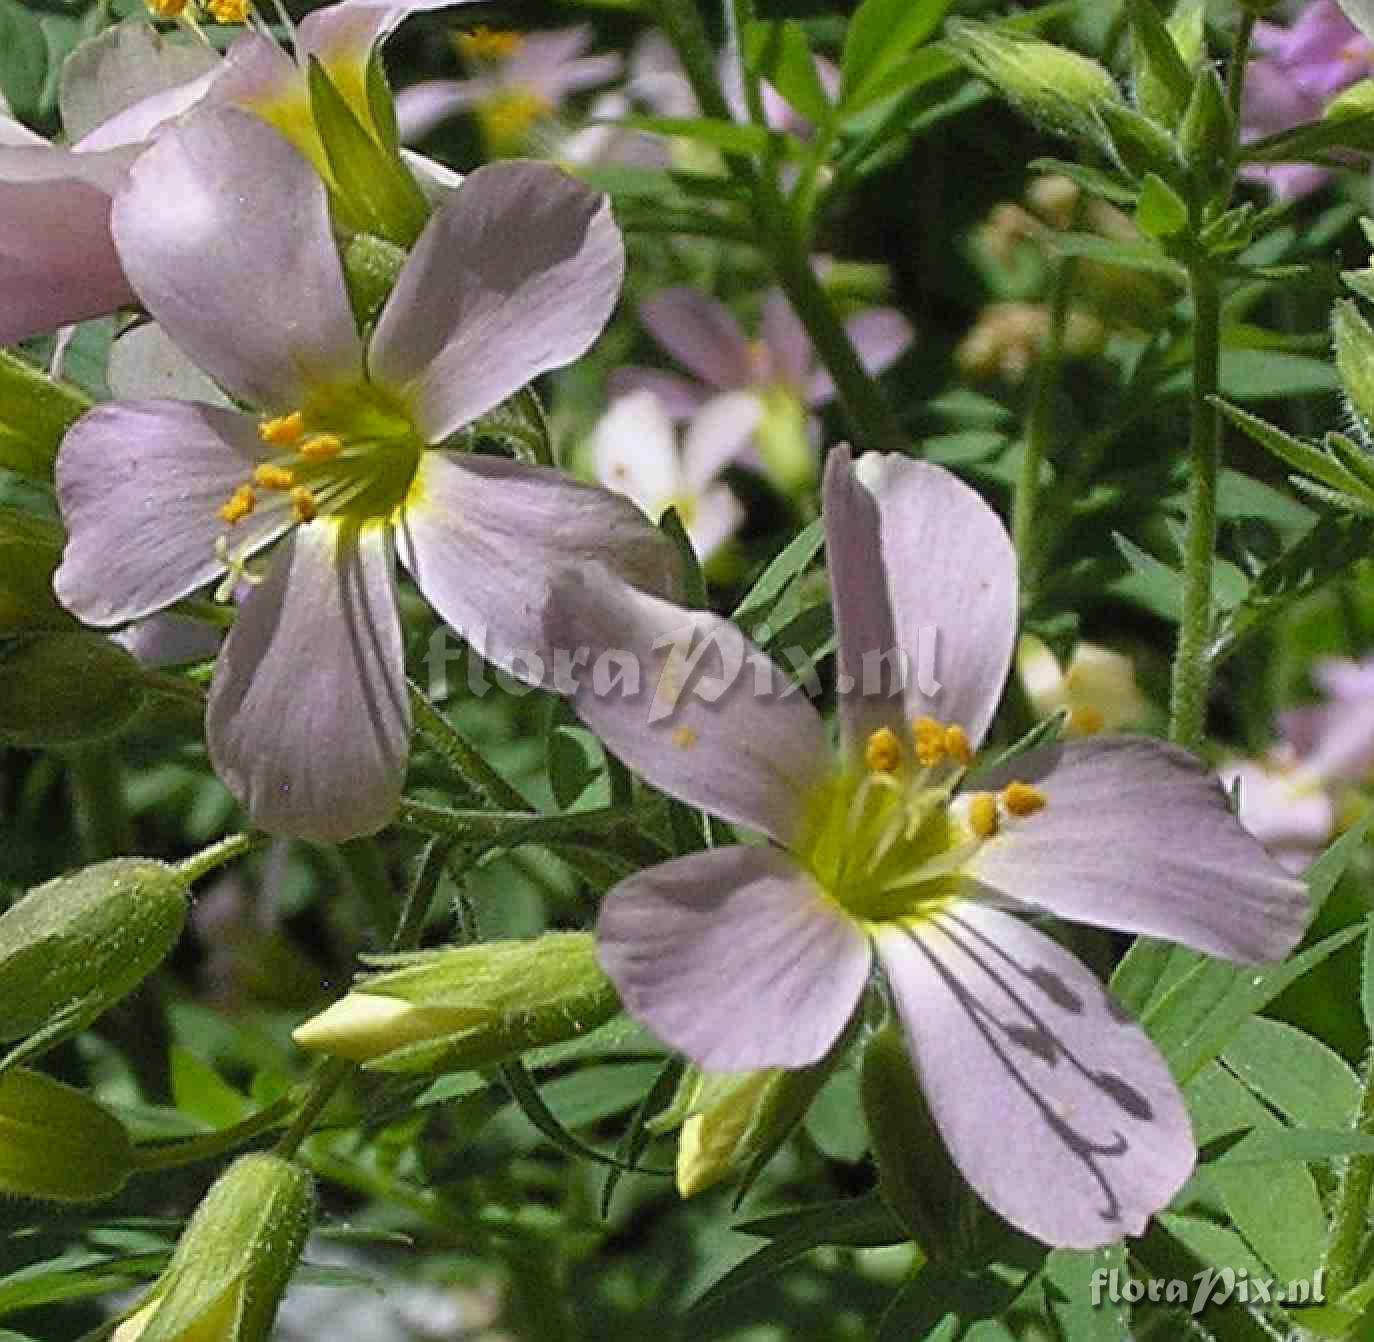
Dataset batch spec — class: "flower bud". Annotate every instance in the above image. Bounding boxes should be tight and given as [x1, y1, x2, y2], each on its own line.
[0, 632, 146, 747]
[292, 931, 620, 1073]
[113, 1154, 314, 1342]
[0, 858, 188, 1066]
[651, 1062, 835, 1198]
[860, 1022, 979, 1261]
[1334, 299, 1374, 441]
[0, 1067, 133, 1202]
[945, 20, 1121, 152]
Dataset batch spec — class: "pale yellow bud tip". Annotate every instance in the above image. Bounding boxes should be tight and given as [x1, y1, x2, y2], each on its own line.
[293, 993, 422, 1062]
[865, 726, 902, 774]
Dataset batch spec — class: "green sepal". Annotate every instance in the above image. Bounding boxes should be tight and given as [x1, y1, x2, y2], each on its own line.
[341, 231, 408, 330]
[0, 1067, 133, 1203]
[0, 632, 146, 747]
[0, 857, 189, 1067]
[294, 932, 622, 1074]
[364, 43, 400, 155]
[0, 349, 91, 483]
[1096, 99, 1180, 182]
[307, 56, 429, 247]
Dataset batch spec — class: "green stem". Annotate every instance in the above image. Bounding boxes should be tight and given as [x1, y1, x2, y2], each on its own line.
[649, 0, 906, 458]
[408, 680, 528, 811]
[175, 831, 263, 885]
[1224, 11, 1257, 137]
[1326, 1050, 1374, 1298]
[1167, 259, 1221, 752]
[390, 837, 453, 950]
[132, 1096, 294, 1171]
[273, 1055, 356, 1161]
[1013, 254, 1076, 611]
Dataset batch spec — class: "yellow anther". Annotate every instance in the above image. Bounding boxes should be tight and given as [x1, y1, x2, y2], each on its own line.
[206, 0, 250, 22]
[968, 792, 1000, 839]
[943, 724, 973, 767]
[145, 0, 188, 17]
[258, 411, 305, 446]
[912, 716, 946, 768]
[672, 726, 698, 751]
[455, 26, 524, 61]
[865, 726, 903, 774]
[290, 486, 318, 523]
[252, 463, 297, 491]
[217, 484, 256, 526]
[1068, 705, 1104, 736]
[1000, 781, 1047, 818]
[300, 433, 343, 463]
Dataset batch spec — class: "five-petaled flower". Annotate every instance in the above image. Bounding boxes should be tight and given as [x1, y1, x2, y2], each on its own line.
[546, 446, 1309, 1249]
[53, 108, 677, 843]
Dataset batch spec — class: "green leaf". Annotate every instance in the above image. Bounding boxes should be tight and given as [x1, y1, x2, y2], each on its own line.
[732, 518, 824, 629]
[1141, 924, 1365, 1084]
[1157, 1213, 1271, 1284]
[691, 1195, 908, 1316]
[1042, 1246, 1132, 1341]
[1215, 398, 1364, 493]
[743, 21, 831, 126]
[0, 0, 48, 124]
[1135, 172, 1188, 239]
[1186, 1063, 1328, 1281]
[1028, 157, 1138, 206]
[1361, 913, 1374, 1042]
[876, 1259, 1035, 1342]
[170, 1046, 253, 1130]
[1305, 816, 1372, 917]
[1221, 1017, 1361, 1128]
[0, 349, 92, 483]
[0, 633, 147, 748]
[1242, 108, 1374, 163]
[840, 0, 952, 113]
[1051, 231, 1186, 280]
[612, 114, 804, 158]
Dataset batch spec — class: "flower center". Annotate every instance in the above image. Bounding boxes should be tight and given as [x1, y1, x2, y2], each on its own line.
[456, 27, 525, 62]
[795, 718, 1046, 925]
[215, 384, 424, 568]
[480, 89, 555, 151]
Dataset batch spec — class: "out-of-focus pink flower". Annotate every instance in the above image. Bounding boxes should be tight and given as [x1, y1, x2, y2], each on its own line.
[396, 25, 621, 150]
[1221, 654, 1374, 870]
[591, 390, 760, 561]
[1241, 0, 1374, 199]
[610, 285, 912, 491]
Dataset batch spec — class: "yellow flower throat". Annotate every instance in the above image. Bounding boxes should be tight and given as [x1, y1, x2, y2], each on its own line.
[796, 716, 1046, 926]
[216, 386, 424, 554]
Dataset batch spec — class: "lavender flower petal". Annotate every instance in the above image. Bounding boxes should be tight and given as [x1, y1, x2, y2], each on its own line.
[207, 522, 409, 842]
[855, 452, 1017, 747]
[823, 446, 904, 758]
[807, 308, 914, 406]
[111, 107, 363, 409]
[876, 905, 1195, 1248]
[598, 846, 871, 1070]
[968, 738, 1309, 963]
[397, 452, 680, 687]
[638, 287, 752, 393]
[681, 391, 762, 491]
[545, 566, 828, 845]
[54, 400, 286, 625]
[370, 161, 622, 442]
